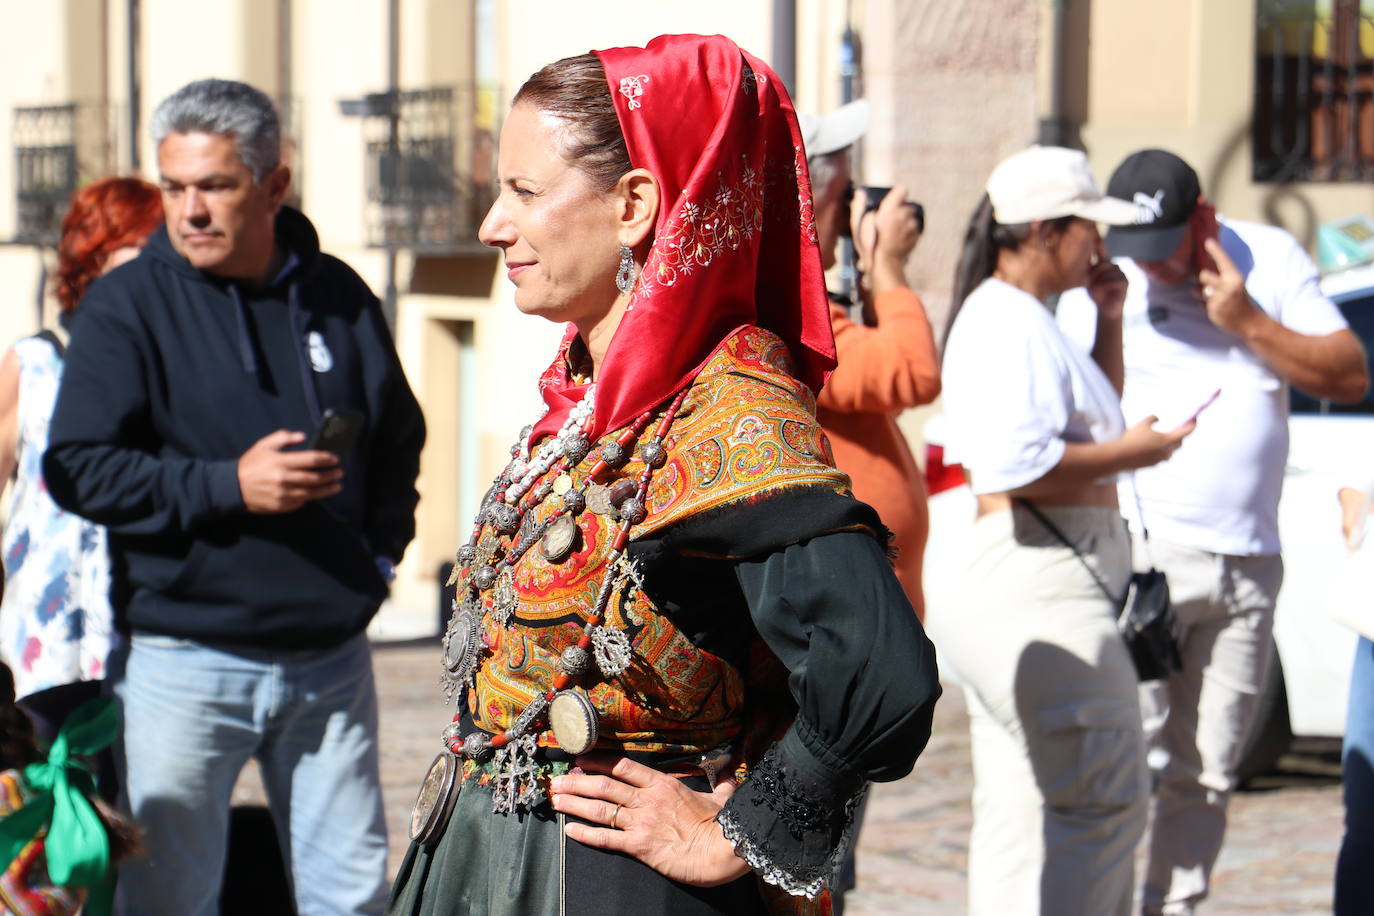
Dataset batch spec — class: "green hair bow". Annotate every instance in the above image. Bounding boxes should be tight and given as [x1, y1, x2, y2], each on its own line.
[0, 696, 120, 915]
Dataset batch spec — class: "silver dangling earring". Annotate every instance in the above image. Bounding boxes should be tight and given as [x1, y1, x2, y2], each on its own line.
[615, 244, 636, 295]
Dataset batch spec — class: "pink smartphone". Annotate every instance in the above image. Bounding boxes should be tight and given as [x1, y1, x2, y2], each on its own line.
[1179, 388, 1221, 428]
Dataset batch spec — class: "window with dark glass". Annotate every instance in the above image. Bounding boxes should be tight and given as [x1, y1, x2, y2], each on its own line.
[1254, 0, 1374, 182]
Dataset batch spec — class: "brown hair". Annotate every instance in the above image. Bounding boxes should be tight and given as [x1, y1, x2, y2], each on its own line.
[944, 193, 1075, 355]
[512, 53, 632, 192]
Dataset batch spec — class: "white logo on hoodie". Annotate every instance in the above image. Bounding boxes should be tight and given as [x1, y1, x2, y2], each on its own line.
[307, 331, 333, 373]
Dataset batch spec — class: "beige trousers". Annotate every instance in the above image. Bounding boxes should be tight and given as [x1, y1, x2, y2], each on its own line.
[930, 505, 1148, 916]
[1135, 536, 1282, 916]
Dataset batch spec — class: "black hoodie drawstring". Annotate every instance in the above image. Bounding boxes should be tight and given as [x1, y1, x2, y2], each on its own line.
[229, 277, 322, 427]
[289, 284, 323, 425]
[228, 284, 258, 375]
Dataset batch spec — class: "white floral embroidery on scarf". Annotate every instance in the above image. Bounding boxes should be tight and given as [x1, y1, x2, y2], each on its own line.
[741, 68, 768, 95]
[639, 155, 765, 294]
[794, 145, 818, 243]
[619, 75, 651, 110]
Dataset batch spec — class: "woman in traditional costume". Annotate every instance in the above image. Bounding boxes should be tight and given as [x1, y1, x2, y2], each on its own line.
[389, 35, 940, 916]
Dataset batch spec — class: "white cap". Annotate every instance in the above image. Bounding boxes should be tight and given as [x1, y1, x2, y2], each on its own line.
[798, 99, 870, 157]
[985, 145, 1138, 226]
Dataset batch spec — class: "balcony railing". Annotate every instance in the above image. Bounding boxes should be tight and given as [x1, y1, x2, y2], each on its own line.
[1254, 0, 1374, 182]
[13, 104, 82, 246]
[12, 98, 299, 246]
[345, 84, 499, 253]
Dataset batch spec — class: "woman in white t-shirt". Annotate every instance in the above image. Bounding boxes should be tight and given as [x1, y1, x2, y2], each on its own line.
[932, 147, 1194, 916]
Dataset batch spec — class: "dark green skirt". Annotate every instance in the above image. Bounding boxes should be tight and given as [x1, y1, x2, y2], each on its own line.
[388, 770, 766, 916]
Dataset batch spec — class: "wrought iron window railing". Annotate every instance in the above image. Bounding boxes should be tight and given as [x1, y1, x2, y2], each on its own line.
[13, 104, 81, 246]
[1254, 0, 1374, 182]
[346, 84, 499, 253]
[12, 98, 300, 246]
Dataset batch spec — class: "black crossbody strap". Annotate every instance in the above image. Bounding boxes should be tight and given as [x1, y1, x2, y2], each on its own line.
[1014, 498, 1120, 605]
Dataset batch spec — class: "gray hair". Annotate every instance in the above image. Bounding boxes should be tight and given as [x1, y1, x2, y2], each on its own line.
[151, 79, 281, 183]
[807, 150, 845, 199]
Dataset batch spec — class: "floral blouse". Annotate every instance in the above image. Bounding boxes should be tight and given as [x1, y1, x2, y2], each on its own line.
[0, 334, 113, 699]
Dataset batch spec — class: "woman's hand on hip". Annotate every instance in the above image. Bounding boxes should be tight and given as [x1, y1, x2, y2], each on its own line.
[549, 754, 751, 887]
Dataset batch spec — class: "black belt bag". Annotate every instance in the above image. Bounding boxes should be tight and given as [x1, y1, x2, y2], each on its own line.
[1016, 498, 1182, 682]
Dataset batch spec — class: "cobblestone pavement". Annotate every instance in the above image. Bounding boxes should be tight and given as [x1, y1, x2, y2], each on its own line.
[239, 634, 1344, 913]
[841, 686, 1343, 915]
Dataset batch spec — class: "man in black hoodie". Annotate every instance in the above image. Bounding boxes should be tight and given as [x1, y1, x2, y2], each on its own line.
[44, 78, 425, 915]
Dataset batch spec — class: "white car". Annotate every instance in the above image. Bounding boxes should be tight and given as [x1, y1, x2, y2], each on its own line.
[923, 262, 1374, 780]
[1243, 261, 1374, 778]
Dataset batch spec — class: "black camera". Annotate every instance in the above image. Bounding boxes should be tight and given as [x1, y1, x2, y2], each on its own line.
[843, 185, 925, 236]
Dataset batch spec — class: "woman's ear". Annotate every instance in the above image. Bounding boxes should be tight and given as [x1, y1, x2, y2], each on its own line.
[615, 168, 660, 250]
[1035, 220, 1059, 252]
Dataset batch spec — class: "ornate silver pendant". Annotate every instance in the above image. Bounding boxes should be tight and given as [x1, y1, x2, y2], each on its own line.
[539, 514, 578, 563]
[511, 510, 542, 556]
[491, 733, 543, 814]
[409, 752, 460, 846]
[611, 555, 648, 625]
[440, 601, 481, 703]
[591, 626, 633, 678]
[473, 535, 502, 570]
[549, 690, 599, 755]
[492, 567, 518, 626]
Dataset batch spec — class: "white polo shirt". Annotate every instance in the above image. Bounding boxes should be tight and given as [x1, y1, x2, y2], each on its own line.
[943, 277, 1125, 495]
[1058, 217, 1349, 555]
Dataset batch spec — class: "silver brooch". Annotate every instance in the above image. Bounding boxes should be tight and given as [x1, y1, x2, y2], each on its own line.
[439, 601, 481, 703]
[591, 626, 633, 678]
[492, 568, 518, 627]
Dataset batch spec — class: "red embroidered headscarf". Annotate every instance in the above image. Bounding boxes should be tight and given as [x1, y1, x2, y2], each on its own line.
[528, 34, 835, 446]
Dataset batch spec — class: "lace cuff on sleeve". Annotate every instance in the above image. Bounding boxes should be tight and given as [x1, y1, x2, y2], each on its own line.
[715, 732, 868, 898]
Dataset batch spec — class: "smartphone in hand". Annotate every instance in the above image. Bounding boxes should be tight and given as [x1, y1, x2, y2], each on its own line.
[1180, 388, 1221, 427]
[307, 408, 364, 458]
[1152, 387, 1221, 431]
[1191, 198, 1220, 277]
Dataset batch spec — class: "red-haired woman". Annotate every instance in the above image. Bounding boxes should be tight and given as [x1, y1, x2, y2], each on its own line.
[0, 177, 163, 702]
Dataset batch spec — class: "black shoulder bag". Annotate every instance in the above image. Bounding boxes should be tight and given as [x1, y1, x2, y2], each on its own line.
[1016, 497, 1181, 682]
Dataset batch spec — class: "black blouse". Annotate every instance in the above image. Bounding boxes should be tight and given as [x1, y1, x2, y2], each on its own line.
[629, 492, 941, 897]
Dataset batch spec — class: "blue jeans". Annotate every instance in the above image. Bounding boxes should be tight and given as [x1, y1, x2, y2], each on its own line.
[110, 631, 389, 916]
[1338, 637, 1374, 914]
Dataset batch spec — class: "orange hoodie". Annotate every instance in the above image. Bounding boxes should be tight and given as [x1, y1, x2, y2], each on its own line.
[816, 287, 941, 618]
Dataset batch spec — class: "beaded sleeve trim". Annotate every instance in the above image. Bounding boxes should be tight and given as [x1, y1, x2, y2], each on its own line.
[714, 743, 868, 898]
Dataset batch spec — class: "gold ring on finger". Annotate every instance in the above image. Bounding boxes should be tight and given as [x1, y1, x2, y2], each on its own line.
[610, 803, 621, 829]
